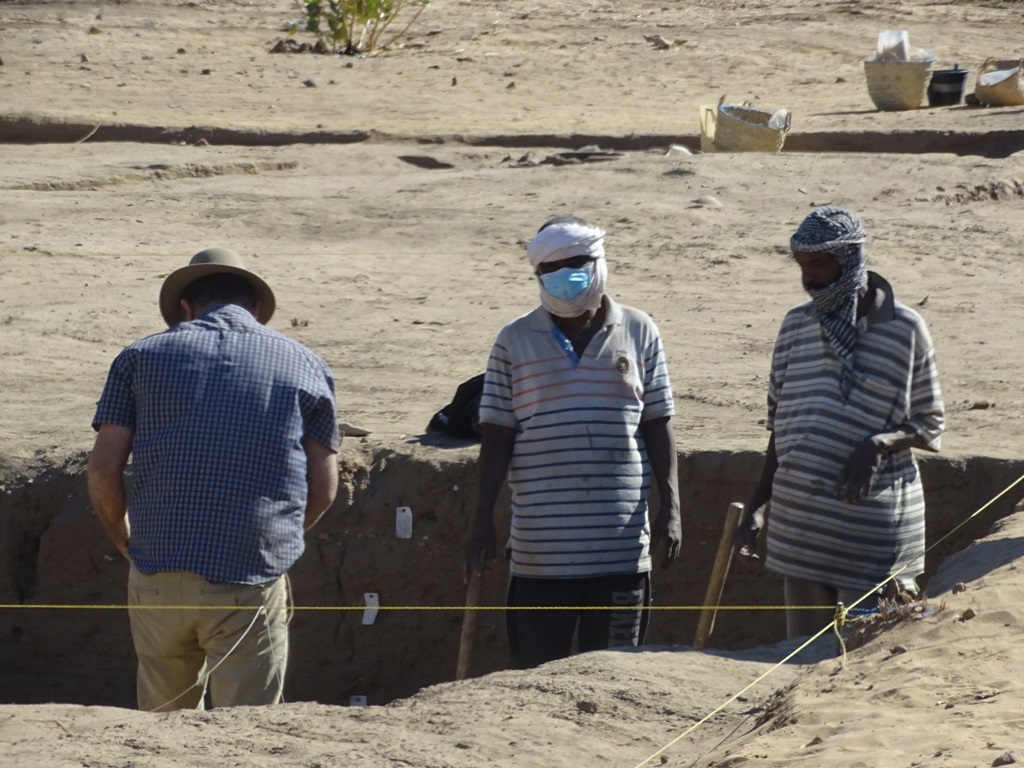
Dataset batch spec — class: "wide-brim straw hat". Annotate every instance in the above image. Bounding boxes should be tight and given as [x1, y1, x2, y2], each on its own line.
[159, 248, 276, 327]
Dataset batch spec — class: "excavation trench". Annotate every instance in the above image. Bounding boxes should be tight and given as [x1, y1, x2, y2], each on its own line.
[1, 447, 1021, 708]
[3, 117, 1024, 158]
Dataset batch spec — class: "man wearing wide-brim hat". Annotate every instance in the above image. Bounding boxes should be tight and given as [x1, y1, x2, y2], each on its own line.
[88, 248, 340, 711]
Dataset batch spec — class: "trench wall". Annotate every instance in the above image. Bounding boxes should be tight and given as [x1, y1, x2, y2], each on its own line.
[1, 448, 1022, 707]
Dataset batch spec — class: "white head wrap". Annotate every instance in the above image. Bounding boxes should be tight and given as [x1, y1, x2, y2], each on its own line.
[526, 220, 607, 318]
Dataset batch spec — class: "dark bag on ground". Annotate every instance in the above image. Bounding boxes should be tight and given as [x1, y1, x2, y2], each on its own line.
[428, 373, 485, 440]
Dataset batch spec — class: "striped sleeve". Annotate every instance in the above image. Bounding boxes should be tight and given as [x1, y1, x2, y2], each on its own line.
[641, 328, 674, 421]
[903, 309, 944, 451]
[765, 310, 798, 432]
[478, 336, 518, 428]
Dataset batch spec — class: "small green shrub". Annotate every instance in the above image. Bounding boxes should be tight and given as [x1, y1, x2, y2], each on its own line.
[295, 0, 430, 55]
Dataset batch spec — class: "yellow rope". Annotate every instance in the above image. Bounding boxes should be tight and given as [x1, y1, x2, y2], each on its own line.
[632, 621, 836, 768]
[0, 603, 832, 611]
[633, 468, 1024, 768]
[4, 472, 1020, 767]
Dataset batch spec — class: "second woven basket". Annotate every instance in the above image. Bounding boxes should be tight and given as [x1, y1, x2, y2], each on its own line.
[864, 59, 934, 110]
[974, 58, 1024, 107]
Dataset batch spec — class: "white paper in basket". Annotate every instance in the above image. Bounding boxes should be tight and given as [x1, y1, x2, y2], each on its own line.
[979, 67, 1020, 87]
[767, 109, 789, 130]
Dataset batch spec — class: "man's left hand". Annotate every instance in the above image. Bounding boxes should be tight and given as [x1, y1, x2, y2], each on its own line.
[835, 436, 886, 502]
[651, 509, 682, 569]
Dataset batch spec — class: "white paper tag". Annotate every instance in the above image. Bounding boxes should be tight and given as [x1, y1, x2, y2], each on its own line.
[362, 592, 380, 625]
[395, 506, 413, 539]
[350, 695, 368, 707]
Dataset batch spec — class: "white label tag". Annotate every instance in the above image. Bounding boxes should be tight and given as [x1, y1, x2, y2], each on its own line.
[395, 506, 413, 539]
[350, 695, 368, 707]
[362, 592, 380, 625]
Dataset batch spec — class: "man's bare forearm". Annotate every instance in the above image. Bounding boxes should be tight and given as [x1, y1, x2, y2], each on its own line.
[640, 416, 680, 519]
[871, 428, 931, 454]
[468, 423, 517, 574]
[475, 424, 517, 521]
[87, 425, 134, 560]
[303, 436, 339, 530]
[89, 474, 130, 559]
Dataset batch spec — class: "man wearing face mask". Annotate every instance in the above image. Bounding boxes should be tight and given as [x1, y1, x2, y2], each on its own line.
[467, 215, 681, 670]
[734, 206, 945, 640]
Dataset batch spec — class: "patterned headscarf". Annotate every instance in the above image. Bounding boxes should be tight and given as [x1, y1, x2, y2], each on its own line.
[790, 206, 868, 399]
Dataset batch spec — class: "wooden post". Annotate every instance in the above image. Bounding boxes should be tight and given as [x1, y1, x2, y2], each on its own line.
[455, 570, 483, 680]
[693, 502, 744, 649]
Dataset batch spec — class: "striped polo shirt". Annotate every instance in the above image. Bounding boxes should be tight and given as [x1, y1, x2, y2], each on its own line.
[764, 272, 945, 593]
[479, 296, 675, 579]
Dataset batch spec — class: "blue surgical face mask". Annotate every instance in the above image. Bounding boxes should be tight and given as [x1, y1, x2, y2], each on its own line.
[539, 264, 591, 300]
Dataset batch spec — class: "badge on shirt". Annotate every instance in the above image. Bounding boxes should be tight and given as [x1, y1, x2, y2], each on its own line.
[613, 351, 632, 378]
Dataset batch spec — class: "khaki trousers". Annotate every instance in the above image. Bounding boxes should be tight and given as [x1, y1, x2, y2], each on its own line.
[128, 566, 291, 712]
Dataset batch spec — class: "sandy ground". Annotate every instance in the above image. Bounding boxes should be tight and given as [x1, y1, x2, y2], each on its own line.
[3, 511, 1022, 768]
[2, 0, 1024, 765]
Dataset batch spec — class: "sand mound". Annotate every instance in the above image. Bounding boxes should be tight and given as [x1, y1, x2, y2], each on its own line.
[3, 511, 1022, 767]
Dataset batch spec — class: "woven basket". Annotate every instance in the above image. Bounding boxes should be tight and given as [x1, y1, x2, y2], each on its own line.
[864, 59, 933, 110]
[974, 58, 1024, 107]
[713, 104, 791, 153]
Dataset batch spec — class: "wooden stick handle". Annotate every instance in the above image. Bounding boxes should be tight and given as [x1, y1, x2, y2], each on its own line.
[455, 570, 483, 680]
[693, 502, 744, 649]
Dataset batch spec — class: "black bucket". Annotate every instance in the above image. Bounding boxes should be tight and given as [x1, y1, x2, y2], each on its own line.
[928, 67, 970, 107]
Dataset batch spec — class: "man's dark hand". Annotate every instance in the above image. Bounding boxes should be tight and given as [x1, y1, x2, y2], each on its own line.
[733, 505, 764, 563]
[466, 515, 497, 579]
[835, 436, 886, 502]
[651, 509, 682, 569]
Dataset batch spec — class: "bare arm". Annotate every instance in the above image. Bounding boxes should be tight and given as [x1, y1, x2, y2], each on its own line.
[640, 416, 681, 569]
[87, 424, 134, 560]
[303, 436, 339, 530]
[834, 428, 932, 503]
[467, 423, 517, 576]
[735, 431, 778, 562]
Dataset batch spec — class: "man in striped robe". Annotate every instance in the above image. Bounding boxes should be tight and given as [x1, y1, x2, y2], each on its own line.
[736, 206, 945, 639]
[467, 215, 682, 669]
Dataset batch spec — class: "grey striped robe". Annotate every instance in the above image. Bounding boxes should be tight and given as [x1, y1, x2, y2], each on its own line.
[764, 272, 945, 593]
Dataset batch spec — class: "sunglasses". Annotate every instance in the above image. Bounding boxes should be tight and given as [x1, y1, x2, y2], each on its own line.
[535, 255, 595, 275]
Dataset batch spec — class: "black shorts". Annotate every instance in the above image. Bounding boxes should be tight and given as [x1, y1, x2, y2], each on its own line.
[506, 572, 651, 670]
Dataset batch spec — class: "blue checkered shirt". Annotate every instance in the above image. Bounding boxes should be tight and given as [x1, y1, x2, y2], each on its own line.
[93, 304, 339, 584]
